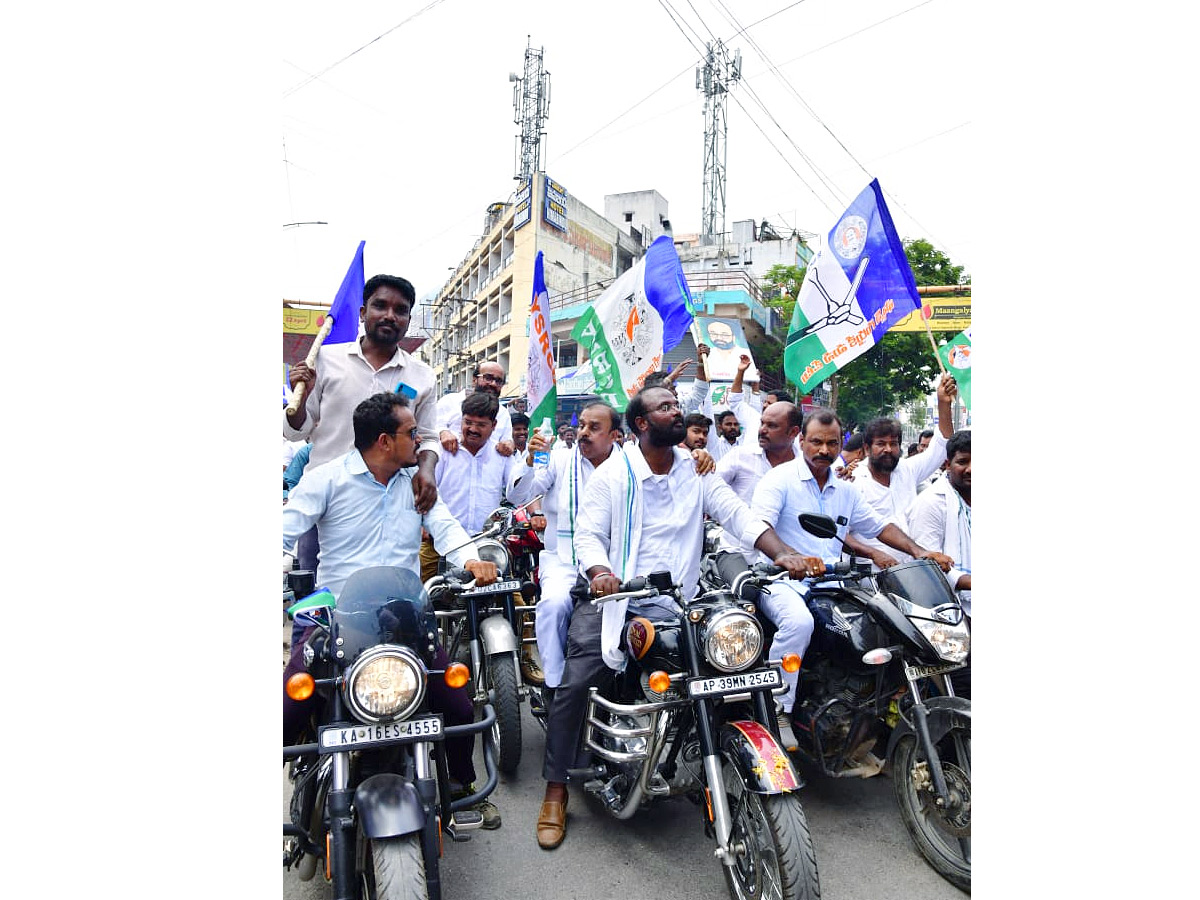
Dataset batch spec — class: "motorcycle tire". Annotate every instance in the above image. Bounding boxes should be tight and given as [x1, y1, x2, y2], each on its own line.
[890, 721, 971, 892]
[721, 755, 821, 900]
[363, 835, 429, 900]
[487, 652, 522, 775]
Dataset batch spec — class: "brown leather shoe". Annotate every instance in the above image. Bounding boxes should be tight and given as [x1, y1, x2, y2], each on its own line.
[536, 793, 568, 849]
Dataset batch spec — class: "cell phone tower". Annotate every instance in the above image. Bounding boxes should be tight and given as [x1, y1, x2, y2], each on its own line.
[696, 40, 741, 244]
[510, 38, 551, 181]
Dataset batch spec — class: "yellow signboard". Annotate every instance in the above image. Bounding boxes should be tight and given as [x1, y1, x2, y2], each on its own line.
[283, 307, 329, 335]
[890, 296, 971, 333]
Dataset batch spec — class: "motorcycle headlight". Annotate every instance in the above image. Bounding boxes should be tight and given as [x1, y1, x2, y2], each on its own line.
[472, 538, 511, 575]
[344, 645, 427, 723]
[913, 618, 970, 664]
[701, 610, 763, 673]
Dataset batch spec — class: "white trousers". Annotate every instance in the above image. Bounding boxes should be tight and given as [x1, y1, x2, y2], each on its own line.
[535, 554, 579, 688]
[757, 579, 815, 713]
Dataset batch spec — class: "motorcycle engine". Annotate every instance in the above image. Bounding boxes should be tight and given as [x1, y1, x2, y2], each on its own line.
[794, 662, 877, 761]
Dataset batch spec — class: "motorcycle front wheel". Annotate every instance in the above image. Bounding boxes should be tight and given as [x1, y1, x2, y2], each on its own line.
[891, 718, 971, 891]
[487, 652, 522, 775]
[362, 835, 429, 900]
[721, 756, 821, 900]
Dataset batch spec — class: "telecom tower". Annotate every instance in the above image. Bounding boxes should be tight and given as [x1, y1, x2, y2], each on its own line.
[696, 41, 741, 243]
[510, 38, 551, 181]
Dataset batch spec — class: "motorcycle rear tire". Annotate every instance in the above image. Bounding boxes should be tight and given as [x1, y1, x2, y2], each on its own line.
[890, 723, 971, 892]
[721, 756, 821, 900]
[365, 835, 428, 900]
[487, 653, 522, 775]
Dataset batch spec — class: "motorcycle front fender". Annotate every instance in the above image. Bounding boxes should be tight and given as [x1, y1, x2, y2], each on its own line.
[886, 694, 971, 760]
[720, 720, 805, 795]
[354, 773, 427, 839]
[479, 613, 518, 655]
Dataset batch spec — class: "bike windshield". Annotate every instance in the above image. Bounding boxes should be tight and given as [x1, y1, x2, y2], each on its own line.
[332, 566, 435, 663]
[874, 558, 959, 611]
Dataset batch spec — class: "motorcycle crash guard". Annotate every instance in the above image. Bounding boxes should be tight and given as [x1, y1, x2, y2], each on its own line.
[354, 774, 427, 839]
[479, 613, 518, 655]
[721, 720, 805, 795]
[885, 695, 971, 760]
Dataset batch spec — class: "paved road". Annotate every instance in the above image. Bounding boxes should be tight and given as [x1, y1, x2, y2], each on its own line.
[282, 625, 965, 899]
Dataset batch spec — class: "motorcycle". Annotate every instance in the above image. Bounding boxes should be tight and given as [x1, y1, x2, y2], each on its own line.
[282, 566, 499, 900]
[432, 501, 542, 775]
[574, 570, 821, 900]
[707, 513, 972, 891]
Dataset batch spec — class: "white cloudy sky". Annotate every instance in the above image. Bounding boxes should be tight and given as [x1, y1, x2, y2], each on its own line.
[280, 0, 972, 304]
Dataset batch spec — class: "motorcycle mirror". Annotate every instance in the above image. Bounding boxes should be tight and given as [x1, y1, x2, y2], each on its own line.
[797, 513, 839, 540]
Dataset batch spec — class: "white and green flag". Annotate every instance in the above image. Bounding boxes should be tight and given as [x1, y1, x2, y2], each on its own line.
[571, 236, 698, 411]
[938, 327, 972, 410]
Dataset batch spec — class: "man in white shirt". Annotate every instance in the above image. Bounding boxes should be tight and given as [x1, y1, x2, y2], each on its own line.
[285, 274, 442, 571]
[848, 374, 959, 569]
[750, 408, 953, 720]
[427, 393, 519, 581]
[436, 361, 515, 457]
[507, 403, 624, 693]
[716, 401, 802, 505]
[282, 392, 500, 822]
[909, 429, 971, 613]
[534, 385, 819, 850]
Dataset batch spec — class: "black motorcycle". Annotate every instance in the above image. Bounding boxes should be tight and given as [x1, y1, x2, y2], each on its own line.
[709, 513, 972, 891]
[283, 566, 499, 900]
[432, 502, 542, 775]
[575, 571, 821, 900]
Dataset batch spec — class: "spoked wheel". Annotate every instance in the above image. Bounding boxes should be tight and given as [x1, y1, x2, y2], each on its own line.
[487, 652, 522, 775]
[361, 835, 429, 900]
[891, 716, 971, 892]
[721, 755, 821, 900]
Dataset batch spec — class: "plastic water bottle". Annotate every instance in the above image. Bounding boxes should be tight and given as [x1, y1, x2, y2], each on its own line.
[533, 417, 553, 467]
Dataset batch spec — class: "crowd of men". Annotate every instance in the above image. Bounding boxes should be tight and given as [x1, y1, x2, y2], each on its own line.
[281, 273, 973, 848]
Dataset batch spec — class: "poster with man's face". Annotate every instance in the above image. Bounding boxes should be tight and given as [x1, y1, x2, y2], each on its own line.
[691, 316, 759, 382]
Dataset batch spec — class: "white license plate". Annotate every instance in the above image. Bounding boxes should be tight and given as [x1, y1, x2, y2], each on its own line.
[687, 667, 782, 698]
[318, 715, 443, 752]
[463, 579, 521, 596]
[904, 662, 965, 681]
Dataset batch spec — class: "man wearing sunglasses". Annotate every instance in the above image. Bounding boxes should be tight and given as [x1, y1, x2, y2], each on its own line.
[283, 391, 503, 825]
[436, 360, 516, 457]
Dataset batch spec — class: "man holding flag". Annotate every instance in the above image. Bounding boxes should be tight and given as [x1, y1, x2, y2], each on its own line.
[286, 262, 441, 529]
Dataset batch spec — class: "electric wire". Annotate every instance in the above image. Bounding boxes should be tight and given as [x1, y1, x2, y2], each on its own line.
[283, 0, 449, 99]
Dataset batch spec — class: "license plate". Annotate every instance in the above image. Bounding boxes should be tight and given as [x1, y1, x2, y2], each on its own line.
[904, 662, 965, 681]
[463, 579, 521, 596]
[687, 667, 782, 698]
[318, 715, 443, 752]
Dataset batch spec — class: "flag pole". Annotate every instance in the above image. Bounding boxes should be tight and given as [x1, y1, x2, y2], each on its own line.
[286, 315, 335, 416]
[920, 305, 947, 375]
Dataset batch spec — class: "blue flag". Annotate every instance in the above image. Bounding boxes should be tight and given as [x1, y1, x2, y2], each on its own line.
[323, 241, 366, 345]
[783, 181, 919, 391]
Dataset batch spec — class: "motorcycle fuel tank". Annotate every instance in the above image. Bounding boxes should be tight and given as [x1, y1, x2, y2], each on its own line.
[806, 590, 882, 670]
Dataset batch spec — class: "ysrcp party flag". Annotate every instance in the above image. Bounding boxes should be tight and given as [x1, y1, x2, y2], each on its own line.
[938, 327, 972, 410]
[526, 251, 557, 427]
[783, 180, 919, 392]
[571, 235, 698, 411]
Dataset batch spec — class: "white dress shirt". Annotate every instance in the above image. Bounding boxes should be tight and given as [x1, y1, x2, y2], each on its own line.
[284, 340, 440, 467]
[750, 457, 888, 563]
[506, 444, 618, 562]
[434, 438, 519, 534]
[849, 430, 948, 565]
[908, 476, 972, 614]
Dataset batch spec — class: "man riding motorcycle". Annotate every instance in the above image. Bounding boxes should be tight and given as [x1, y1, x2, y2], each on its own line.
[282, 391, 501, 823]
